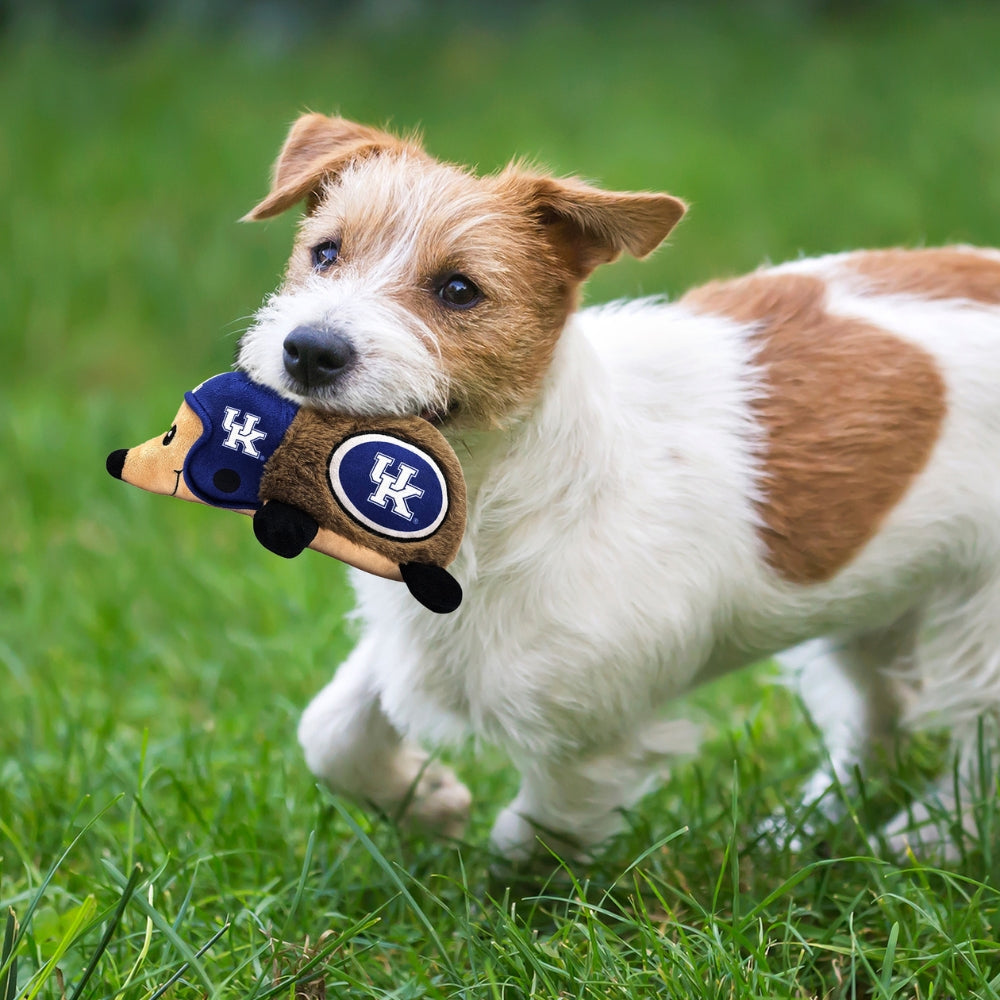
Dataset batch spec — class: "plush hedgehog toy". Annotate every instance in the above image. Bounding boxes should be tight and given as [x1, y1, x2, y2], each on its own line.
[106, 371, 466, 613]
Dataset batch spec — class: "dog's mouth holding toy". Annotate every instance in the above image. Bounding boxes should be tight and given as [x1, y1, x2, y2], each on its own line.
[273, 372, 457, 428]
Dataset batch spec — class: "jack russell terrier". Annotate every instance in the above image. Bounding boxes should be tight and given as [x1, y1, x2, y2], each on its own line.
[237, 113, 1000, 861]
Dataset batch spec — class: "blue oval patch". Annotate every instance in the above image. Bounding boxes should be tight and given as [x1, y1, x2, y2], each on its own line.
[328, 433, 449, 540]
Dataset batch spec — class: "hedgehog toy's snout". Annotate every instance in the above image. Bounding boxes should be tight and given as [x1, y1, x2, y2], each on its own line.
[106, 449, 128, 480]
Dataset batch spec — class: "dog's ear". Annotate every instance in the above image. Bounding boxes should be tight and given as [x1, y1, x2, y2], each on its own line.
[242, 114, 411, 221]
[506, 171, 687, 279]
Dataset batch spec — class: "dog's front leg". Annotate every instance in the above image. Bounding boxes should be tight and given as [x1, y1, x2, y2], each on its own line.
[298, 634, 471, 837]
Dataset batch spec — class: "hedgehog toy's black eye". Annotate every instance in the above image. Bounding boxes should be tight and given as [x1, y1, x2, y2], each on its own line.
[437, 274, 482, 309]
[311, 239, 341, 271]
[162, 425, 177, 446]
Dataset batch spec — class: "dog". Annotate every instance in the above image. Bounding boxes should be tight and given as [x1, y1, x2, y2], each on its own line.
[236, 113, 1000, 861]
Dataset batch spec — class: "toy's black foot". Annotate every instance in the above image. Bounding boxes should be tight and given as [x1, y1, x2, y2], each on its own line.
[399, 563, 463, 613]
[253, 500, 319, 558]
[106, 449, 127, 479]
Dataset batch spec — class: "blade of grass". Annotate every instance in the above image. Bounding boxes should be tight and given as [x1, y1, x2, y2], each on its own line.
[22, 895, 97, 1000]
[247, 909, 386, 1000]
[146, 917, 231, 1000]
[67, 863, 143, 1000]
[0, 796, 123, 986]
[101, 860, 216, 995]
[275, 828, 315, 942]
[879, 921, 900, 997]
[1, 908, 18, 1000]
[328, 797, 460, 982]
[111, 883, 154, 1000]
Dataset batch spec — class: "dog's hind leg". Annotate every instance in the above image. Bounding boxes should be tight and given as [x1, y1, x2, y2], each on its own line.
[795, 615, 917, 801]
[297, 635, 471, 838]
[882, 572, 1000, 860]
[760, 615, 918, 848]
[490, 719, 700, 862]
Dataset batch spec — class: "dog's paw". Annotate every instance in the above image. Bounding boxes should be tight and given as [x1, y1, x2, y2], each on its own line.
[489, 805, 592, 865]
[490, 806, 539, 862]
[398, 762, 472, 839]
[750, 767, 851, 854]
[751, 811, 811, 854]
[882, 802, 965, 863]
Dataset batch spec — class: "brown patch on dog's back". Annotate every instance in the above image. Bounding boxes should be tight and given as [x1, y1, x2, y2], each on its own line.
[683, 272, 947, 583]
[846, 247, 1000, 305]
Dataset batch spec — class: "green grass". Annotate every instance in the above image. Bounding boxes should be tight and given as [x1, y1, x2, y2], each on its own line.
[3, 4, 1000, 996]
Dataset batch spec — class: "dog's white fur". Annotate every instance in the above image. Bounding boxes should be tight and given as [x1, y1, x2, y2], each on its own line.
[238, 116, 1000, 860]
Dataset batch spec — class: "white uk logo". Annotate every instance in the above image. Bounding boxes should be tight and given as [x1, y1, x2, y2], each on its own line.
[368, 453, 424, 520]
[221, 407, 267, 458]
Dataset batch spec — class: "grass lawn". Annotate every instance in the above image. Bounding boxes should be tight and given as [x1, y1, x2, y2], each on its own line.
[2, 3, 1000, 996]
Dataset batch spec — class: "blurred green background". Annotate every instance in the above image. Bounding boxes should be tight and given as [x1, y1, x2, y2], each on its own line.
[7, 0, 1000, 736]
[2, 2, 1000, 995]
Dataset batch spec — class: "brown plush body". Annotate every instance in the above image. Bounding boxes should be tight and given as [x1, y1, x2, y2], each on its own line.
[259, 409, 465, 573]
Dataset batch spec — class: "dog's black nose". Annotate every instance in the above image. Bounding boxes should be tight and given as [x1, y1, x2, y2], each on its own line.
[106, 448, 127, 479]
[283, 326, 355, 390]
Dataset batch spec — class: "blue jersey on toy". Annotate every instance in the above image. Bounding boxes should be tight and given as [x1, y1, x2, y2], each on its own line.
[183, 372, 300, 509]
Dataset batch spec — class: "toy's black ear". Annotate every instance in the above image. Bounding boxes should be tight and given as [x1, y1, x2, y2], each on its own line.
[400, 563, 463, 614]
[253, 500, 319, 558]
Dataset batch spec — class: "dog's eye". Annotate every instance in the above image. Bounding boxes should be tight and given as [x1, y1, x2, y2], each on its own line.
[437, 274, 482, 309]
[162, 425, 177, 446]
[311, 240, 341, 271]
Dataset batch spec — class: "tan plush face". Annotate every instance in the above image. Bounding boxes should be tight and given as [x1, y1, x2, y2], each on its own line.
[237, 114, 686, 428]
[116, 401, 204, 503]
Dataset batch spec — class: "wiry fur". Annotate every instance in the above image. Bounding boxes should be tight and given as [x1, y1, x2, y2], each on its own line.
[238, 115, 1000, 861]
